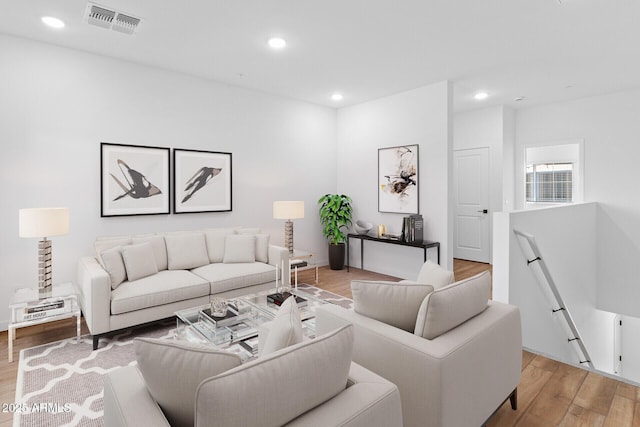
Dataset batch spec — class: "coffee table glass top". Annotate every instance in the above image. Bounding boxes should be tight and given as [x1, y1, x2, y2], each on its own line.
[174, 287, 327, 360]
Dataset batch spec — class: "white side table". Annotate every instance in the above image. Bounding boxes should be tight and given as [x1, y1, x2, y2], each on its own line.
[8, 282, 81, 362]
[290, 250, 319, 288]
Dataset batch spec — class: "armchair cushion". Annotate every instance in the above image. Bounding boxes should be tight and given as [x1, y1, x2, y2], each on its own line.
[351, 280, 434, 332]
[196, 325, 354, 427]
[121, 242, 158, 282]
[415, 260, 455, 289]
[134, 337, 242, 427]
[259, 295, 303, 356]
[415, 270, 491, 339]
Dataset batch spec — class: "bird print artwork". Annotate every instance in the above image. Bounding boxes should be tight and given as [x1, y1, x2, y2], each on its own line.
[182, 166, 222, 203]
[110, 159, 162, 201]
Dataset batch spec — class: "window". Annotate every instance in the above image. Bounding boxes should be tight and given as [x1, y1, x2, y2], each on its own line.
[526, 163, 573, 203]
[524, 141, 583, 207]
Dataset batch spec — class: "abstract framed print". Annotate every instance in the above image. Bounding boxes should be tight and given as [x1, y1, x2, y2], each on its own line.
[173, 149, 232, 213]
[101, 143, 170, 217]
[378, 144, 419, 214]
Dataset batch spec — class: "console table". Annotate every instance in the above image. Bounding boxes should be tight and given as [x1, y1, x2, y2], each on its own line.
[346, 234, 440, 272]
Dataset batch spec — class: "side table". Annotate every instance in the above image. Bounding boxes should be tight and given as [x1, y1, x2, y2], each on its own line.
[8, 282, 81, 362]
[290, 250, 318, 288]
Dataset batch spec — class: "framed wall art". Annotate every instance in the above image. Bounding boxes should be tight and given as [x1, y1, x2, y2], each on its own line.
[100, 143, 170, 217]
[173, 149, 232, 213]
[378, 144, 419, 214]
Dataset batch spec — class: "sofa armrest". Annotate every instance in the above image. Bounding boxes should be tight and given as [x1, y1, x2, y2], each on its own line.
[77, 256, 111, 335]
[286, 362, 402, 427]
[268, 244, 290, 286]
[104, 366, 170, 427]
[316, 302, 522, 427]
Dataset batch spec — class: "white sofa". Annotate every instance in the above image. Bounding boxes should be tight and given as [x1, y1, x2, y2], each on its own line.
[77, 227, 289, 349]
[315, 271, 522, 427]
[104, 325, 403, 427]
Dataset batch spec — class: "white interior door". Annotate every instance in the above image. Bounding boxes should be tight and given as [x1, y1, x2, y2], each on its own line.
[454, 147, 490, 263]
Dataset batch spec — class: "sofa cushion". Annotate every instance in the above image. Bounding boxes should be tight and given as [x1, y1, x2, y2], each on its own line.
[121, 242, 159, 282]
[416, 260, 455, 289]
[223, 234, 256, 263]
[259, 296, 303, 356]
[165, 232, 210, 270]
[134, 337, 242, 427]
[203, 227, 237, 263]
[191, 262, 276, 294]
[195, 325, 353, 427]
[95, 237, 132, 268]
[100, 246, 127, 289]
[255, 234, 270, 263]
[131, 235, 168, 271]
[351, 280, 434, 332]
[111, 270, 210, 315]
[415, 270, 491, 339]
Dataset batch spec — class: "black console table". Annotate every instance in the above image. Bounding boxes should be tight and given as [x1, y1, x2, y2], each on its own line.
[346, 234, 440, 272]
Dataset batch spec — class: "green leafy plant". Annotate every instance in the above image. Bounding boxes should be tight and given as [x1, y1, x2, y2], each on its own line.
[318, 194, 353, 245]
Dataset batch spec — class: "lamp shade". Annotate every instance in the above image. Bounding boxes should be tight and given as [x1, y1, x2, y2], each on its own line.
[19, 208, 70, 238]
[273, 201, 304, 220]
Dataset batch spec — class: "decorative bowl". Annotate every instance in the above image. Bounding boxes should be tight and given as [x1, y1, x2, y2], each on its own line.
[354, 220, 373, 235]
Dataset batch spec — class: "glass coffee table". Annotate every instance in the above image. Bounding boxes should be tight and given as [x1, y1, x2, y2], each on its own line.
[174, 287, 327, 360]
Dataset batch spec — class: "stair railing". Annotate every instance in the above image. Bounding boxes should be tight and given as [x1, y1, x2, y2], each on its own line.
[514, 229, 594, 369]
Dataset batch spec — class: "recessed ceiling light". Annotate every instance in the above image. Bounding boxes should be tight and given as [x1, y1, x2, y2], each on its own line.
[474, 92, 489, 101]
[267, 37, 286, 49]
[331, 93, 344, 101]
[42, 16, 65, 29]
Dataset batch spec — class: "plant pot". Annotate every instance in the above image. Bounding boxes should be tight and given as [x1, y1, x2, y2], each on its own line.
[328, 243, 346, 270]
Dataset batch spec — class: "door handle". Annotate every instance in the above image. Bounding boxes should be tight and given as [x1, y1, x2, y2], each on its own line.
[477, 209, 488, 214]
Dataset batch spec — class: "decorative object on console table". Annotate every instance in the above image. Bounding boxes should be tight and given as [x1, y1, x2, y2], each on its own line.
[173, 148, 232, 213]
[318, 194, 353, 270]
[100, 143, 170, 217]
[19, 207, 70, 297]
[378, 144, 419, 214]
[354, 220, 373, 235]
[273, 201, 304, 255]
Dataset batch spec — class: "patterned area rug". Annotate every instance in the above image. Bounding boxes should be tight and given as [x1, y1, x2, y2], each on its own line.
[13, 284, 352, 427]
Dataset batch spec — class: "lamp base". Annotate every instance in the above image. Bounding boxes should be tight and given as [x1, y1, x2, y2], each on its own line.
[284, 220, 294, 255]
[38, 238, 53, 298]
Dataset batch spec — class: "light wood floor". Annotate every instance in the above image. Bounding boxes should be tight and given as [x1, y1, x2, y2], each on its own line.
[1, 260, 639, 426]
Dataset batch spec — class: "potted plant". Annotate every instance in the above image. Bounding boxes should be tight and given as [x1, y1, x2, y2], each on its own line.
[318, 194, 353, 270]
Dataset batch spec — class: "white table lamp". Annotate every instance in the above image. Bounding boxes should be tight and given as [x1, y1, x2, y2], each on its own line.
[273, 201, 304, 255]
[19, 207, 70, 295]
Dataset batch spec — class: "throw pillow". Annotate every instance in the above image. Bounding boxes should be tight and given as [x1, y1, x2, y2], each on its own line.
[165, 232, 210, 270]
[416, 259, 455, 289]
[131, 235, 168, 271]
[351, 280, 434, 332]
[94, 237, 131, 268]
[254, 234, 270, 263]
[121, 242, 158, 282]
[203, 227, 237, 263]
[134, 337, 242, 427]
[415, 270, 491, 340]
[223, 234, 256, 263]
[259, 296, 303, 356]
[100, 246, 127, 289]
[195, 325, 353, 427]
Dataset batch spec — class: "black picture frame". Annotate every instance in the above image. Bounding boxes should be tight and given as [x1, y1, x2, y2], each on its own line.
[100, 143, 171, 217]
[173, 148, 233, 213]
[378, 144, 419, 214]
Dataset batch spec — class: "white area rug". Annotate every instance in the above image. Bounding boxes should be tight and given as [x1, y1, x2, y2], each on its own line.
[13, 284, 352, 426]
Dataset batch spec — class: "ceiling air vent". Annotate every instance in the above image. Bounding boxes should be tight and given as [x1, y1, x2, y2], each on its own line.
[84, 2, 141, 35]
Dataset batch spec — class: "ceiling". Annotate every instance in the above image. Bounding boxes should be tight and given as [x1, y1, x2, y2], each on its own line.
[1, 0, 640, 111]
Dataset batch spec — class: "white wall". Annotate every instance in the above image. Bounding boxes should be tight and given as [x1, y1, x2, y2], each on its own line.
[0, 34, 338, 329]
[336, 82, 452, 278]
[515, 90, 640, 318]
